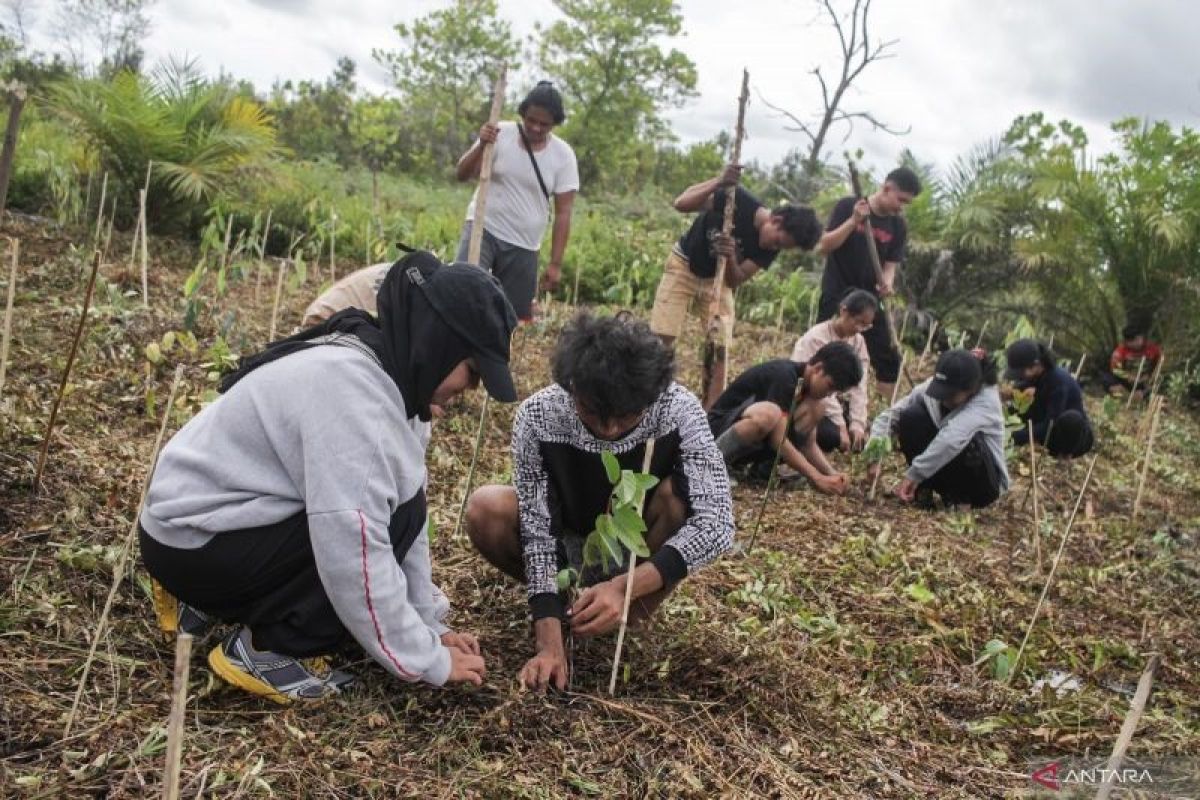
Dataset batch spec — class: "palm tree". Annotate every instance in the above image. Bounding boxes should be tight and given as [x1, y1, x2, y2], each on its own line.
[48, 57, 280, 228]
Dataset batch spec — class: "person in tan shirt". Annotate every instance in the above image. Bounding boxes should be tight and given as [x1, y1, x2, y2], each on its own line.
[791, 289, 875, 452]
[302, 262, 392, 328]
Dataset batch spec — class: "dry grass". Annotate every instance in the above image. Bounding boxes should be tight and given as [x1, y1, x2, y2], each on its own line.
[1, 214, 1198, 798]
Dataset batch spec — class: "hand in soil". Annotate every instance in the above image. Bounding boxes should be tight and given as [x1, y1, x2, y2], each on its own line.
[519, 646, 568, 692]
[447, 648, 487, 686]
[895, 477, 918, 503]
[568, 579, 625, 637]
[441, 630, 481, 656]
[813, 473, 849, 495]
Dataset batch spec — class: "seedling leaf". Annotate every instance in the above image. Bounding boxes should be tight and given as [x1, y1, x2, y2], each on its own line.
[601, 450, 620, 484]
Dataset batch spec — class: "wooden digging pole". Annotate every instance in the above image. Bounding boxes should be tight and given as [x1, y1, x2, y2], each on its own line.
[452, 62, 507, 542]
[33, 250, 102, 493]
[700, 69, 750, 408]
[0, 238, 18, 402]
[609, 439, 657, 695]
[0, 82, 28, 219]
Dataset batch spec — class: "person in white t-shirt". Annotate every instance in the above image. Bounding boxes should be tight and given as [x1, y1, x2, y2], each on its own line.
[455, 81, 580, 321]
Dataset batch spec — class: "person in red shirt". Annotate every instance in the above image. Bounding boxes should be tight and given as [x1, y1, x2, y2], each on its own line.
[1100, 325, 1162, 399]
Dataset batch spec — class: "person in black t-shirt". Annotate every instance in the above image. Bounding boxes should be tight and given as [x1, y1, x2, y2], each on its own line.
[818, 166, 921, 401]
[707, 341, 863, 495]
[650, 164, 823, 408]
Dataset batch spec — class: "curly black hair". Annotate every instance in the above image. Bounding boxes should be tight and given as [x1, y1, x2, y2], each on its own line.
[810, 340, 863, 391]
[771, 204, 823, 250]
[552, 311, 674, 419]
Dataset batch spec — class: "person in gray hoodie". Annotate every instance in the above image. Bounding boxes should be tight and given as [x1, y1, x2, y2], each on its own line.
[867, 348, 1010, 508]
[139, 251, 518, 703]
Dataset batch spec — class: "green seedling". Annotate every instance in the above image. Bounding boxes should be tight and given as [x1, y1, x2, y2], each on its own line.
[863, 435, 892, 463]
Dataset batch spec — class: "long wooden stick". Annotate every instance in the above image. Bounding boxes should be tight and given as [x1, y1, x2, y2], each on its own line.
[139, 189, 149, 306]
[64, 366, 184, 737]
[0, 237, 17, 401]
[92, 172, 108, 253]
[609, 439, 657, 695]
[328, 209, 337, 284]
[467, 63, 507, 265]
[33, 250, 102, 493]
[916, 321, 938, 372]
[868, 352, 908, 501]
[1073, 352, 1086, 381]
[452, 391, 491, 541]
[268, 260, 287, 341]
[747, 373, 809, 553]
[1029, 420, 1043, 574]
[1124, 356, 1146, 413]
[1094, 654, 1160, 800]
[163, 631, 194, 800]
[1132, 396, 1163, 519]
[1007, 452, 1100, 685]
[973, 320, 989, 349]
[701, 69, 750, 406]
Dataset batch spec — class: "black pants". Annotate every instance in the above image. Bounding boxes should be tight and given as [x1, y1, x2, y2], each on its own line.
[895, 403, 1002, 508]
[816, 416, 842, 452]
[140, 492, 426, 658]
[819, 292, 899, 383]
[1099, 371, 1144, 394]
[1043, 410, 1094, 458]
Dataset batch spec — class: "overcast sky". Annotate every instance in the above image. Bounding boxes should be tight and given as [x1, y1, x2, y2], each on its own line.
[19, 0, 1200, 176]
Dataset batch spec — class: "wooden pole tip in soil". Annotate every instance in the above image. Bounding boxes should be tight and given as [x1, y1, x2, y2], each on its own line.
[609, 439, 657, 696]
[0, 236, 18, 401]
[1094, 653, 1160, 800]
[33, 249, 103, 494]
[163, 631, 194, 800]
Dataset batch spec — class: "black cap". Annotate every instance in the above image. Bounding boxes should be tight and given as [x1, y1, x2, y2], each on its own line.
[414, 261, 519, 402]
[926, 349, 982, 401]
[1004, 338, 1040, 382]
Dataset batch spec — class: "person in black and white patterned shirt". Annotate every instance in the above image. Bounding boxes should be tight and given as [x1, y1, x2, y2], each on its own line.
[467, 312, 734, 692]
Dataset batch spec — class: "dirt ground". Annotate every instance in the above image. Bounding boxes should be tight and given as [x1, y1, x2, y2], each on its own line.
[1, 215, 1198, 798]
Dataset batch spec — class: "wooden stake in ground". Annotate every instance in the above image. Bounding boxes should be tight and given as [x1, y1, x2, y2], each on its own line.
[92, 172, 108, 253]
[1124, 356, 1147, 415]
[700, 69, 750, 408]
[897, 308, 911, 350]
[746, 380, 805, 553]
[64, 366, 184, 737]
[329, 209, 337, 284]
[0, 237, 18, 402]
[848, 159, 901, 355]
[1132, 396, 1163, 519]
[973, 319, 989, 350]
[1007, 452, 1100, 684]
[163, 631, 194, 800]
[268, 259, 287, 342]
[254, 209, 273, 304]
[0, 83, 27, 219]
[1073, 352, 1086, 381]
[868, 352, 908, 501]
[916, 320, 939, 372]
[1028, 420, 1043, 574]
[609, 439, 657, 695]
[1094, 653, 1160, 800]
[451, 62, 508, 541]
[33, 250, 103, 493]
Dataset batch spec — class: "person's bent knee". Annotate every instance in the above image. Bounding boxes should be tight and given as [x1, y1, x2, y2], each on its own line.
[465, 485, 517, 547]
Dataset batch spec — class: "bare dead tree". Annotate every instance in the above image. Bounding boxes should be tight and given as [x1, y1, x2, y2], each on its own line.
[760, 0, 909, 199]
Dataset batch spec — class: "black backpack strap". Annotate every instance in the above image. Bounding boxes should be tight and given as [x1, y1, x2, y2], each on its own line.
[516, 123, 552, 203]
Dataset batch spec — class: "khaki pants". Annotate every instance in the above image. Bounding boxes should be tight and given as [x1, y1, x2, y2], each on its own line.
[649, 251, 735, 343]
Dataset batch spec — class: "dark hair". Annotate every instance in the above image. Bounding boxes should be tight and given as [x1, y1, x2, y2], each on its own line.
[839, 289, 878, 316]
[552, 311, 673, 419]
[518, 80, 565, 124]
[885, 166, 922, 196]
[809, 340, 863, 390]
[1122, 324, 1145, 341]
[770, 205, 822, 250]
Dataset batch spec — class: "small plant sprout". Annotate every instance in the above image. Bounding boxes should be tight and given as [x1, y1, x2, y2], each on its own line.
[606, 441, 657, 695]
[867, 351, 907, 501]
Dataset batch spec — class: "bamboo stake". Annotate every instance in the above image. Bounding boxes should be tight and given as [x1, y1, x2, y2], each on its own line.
[64, 366, 184, 737]
[1073, 353, 1086, 381]
[916, 321, 939, 372]
[868, 352, 908, 501]
[956, 330, 967, 349]
[807, 291, 818, 329]
[1124, 356, 1146, 413]
[452, 63, 507, 540]
[1029, 420, 1042, 574]
[163, 631, 194, 800]
[973, 319, 989, 349]
[571, 259, 582, 307]
[1007, 452, 1100, 685]
[329, 209, 336, 284]
[1094, 654, 1160, 800]
[701, 69, 750, 408]
[1146, 352, 1167, 408]
[268, 260, 287, 342]
[101, 195, 117, 262]
[897, 308, 910, 349]
[92, 172, 108, 252]
[0, 237, 17, 402]
[139, 189, 149, 306]
[609, 439, 657, 695]
[33, 250, 102, 493]
[1132, 396, 1163, 519]
[254, 209, 272, 304]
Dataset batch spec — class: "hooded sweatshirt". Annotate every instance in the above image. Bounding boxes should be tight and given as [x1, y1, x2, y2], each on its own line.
[1011, 365, 1089, 446]
[870, 379, 1011, 491]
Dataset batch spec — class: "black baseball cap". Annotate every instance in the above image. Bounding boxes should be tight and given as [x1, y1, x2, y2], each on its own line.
[926, 349, 982, 401]
[1004, 339, 1040, 382]
[414, 260, 519, 402]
